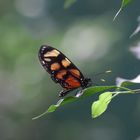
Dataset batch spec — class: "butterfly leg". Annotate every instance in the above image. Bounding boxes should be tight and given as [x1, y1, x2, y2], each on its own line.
[59, 89, 74, 97]
[75, 90, 84, 97]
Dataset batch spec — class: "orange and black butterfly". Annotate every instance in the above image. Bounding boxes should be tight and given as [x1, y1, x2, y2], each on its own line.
[38, 45, 91, 97]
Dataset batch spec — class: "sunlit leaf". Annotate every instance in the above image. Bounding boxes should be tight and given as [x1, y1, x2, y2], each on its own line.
[91, 92, 112, 118]
[64, 0, 77, 9]
[113, 0, 133, 21]
[32, 86, 116, 119]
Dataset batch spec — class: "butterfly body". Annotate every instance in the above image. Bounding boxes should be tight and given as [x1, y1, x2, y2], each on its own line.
[38, 45, 91, 97]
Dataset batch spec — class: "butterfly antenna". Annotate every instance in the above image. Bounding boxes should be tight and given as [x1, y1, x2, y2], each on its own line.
[94, 70, 112, 77]
[100, 78, 106, 82]
[92, 70, 112, 83]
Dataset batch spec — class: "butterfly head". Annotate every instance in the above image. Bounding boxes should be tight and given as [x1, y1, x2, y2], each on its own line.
[82, 78, 92, 88]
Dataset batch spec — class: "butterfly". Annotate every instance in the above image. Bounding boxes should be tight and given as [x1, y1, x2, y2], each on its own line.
[38, 45, 91, 97]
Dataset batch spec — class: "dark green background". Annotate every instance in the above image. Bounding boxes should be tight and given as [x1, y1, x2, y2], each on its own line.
[0, 0, 140, 140]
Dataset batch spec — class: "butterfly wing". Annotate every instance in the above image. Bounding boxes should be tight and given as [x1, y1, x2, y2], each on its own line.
[38, 45, 85, 91]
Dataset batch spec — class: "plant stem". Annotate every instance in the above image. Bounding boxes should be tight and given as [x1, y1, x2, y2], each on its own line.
[112, 88, 140, 95]
[131, 89, 140, 94]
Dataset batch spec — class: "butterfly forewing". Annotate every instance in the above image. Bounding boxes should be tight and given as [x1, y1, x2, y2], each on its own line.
[38, 45, 85, 90]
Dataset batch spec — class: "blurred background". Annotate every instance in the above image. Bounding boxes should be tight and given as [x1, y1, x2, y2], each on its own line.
[0, 0, 140, 140]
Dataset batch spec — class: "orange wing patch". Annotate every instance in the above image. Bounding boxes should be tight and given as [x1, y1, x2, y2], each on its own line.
[56, 70, 67, 80]
[51, 63, 60, 71]
[61, 58, 71, 68]
[69, 69, 81, 78]
[65, 75, 81, 89]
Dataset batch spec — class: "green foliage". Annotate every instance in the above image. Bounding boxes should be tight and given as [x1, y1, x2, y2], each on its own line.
[33, 0, 138, 121]
[113, 0, 133, 20]
[121, 0, 132, 7]
[33, 80, 140, 120]
[120, 81, 135, 87]
[32, 86, 116, 119]
[63, 0, 134, 20]
[91, 92, 112, 118]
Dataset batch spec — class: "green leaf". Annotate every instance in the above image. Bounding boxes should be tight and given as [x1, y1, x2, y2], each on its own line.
[113, 0, 133, 20]
[86, 85, 114, 95]
[121, 81, 135, 87]
[116, 75, 140, 87]
[64, 0, 77, 9]
[121, 0, 132, 8]
[32, 86, 116, 120]
[91, 92, 112, 118]
[47, 105, 57, 112]
[32, 99, 64, 120]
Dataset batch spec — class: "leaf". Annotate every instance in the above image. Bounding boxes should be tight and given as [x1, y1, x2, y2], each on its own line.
[121, 0, 132, 8]
[91, 92, 112, 118]
[64, 0, 77, 9]
[32, 99, 64, 120]
[130, 17, 140, 38]
[129, 41, 140, 58]
[113, 0, 133, 21]
[116, 75, 140, 87]
[32, 86, 116, 120]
